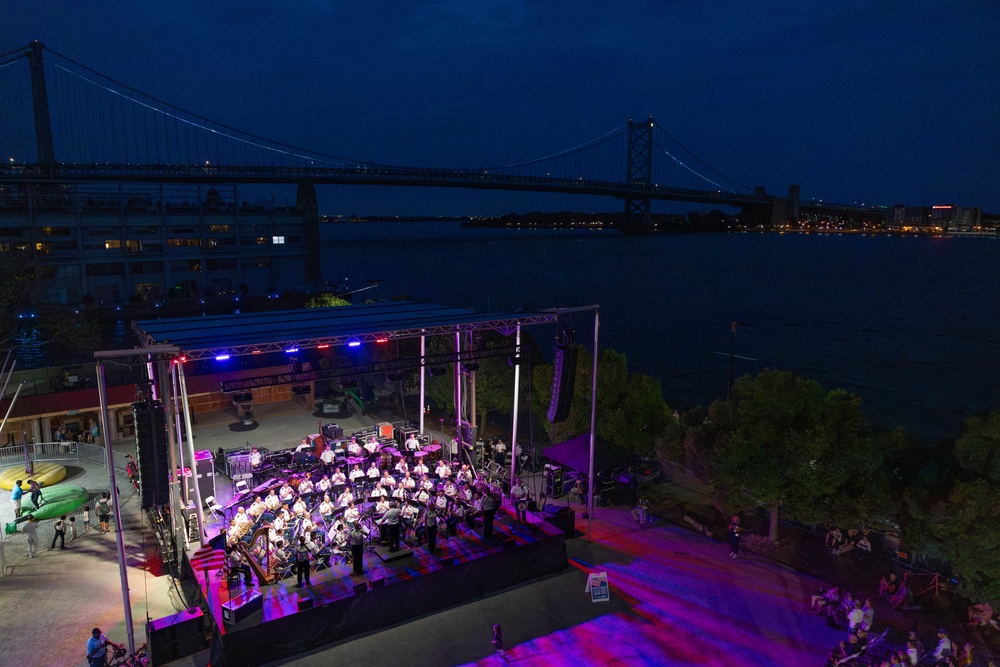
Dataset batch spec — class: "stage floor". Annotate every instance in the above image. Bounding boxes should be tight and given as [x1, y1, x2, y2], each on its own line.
[190, 495, 567, 666]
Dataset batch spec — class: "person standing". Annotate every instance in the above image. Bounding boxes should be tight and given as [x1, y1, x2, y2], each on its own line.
[424, 503, 438, 552]
[28, 479, 44, 509]
[727, 515, 741, 558]
[96, 492, 112, 533]
[491, 624, 506, 659]
[384, 501, 401, 552]
[294, 535, 311, 588]
[22, 515, 39, 558]
[349, 522, 365, 575]
[51, 515, 67, 550]
[481, 492, 497, 539]
[512, 480, 529, 527]
[10, 480, 24, 518]
[86, 628, 118, 667]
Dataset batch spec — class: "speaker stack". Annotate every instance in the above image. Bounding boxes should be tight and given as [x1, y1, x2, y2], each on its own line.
[134, 401, 169, 510]
[547, 333, 578, 424]
[544, 463, 564, 498]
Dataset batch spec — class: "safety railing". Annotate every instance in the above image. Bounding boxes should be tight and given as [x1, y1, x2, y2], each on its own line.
[0, 442, 129, 472]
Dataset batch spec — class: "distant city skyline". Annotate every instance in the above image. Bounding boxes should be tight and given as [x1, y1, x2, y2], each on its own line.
[3, 2, 998, 215]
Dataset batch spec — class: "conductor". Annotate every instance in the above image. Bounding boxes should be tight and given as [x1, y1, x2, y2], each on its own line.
[349, 522, 365, 575]
[384, 501, 402, 552]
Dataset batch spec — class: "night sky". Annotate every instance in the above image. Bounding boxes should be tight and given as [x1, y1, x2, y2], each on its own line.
[3, 2, 998, 215]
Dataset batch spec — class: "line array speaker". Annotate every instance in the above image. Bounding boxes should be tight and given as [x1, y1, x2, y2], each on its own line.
[134, 400, 169, 509]
[547, 339, 578, 423]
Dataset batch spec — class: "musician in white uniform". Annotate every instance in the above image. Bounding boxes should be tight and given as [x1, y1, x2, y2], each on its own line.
[413, 461, 429, 476]
[405, 434, 421, 451]
[264, 489, 280, 512]
[250, 448, 262, 469]
[349, 465, 365, 484]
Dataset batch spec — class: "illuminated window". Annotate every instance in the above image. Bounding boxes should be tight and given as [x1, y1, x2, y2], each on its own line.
[272, 236, 285, 244]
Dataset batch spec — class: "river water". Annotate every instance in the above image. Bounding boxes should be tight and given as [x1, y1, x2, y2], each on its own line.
[322, 221, 1000, 443]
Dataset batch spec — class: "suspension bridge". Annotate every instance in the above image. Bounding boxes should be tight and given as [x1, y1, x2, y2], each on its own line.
[0, 42, 878, 229]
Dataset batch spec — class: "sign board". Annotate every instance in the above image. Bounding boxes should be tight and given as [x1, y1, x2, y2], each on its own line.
[585, 571, 610, 603]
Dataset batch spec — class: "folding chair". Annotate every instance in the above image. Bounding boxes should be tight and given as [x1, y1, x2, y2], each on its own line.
[234, 480, 250, 499]
[205, 496, 225, 520]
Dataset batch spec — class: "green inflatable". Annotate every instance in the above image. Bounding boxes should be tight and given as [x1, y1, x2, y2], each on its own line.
[4, 485, 90, 534]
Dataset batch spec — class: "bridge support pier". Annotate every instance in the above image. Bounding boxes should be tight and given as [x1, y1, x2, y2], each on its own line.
[296, 181, 323, 286]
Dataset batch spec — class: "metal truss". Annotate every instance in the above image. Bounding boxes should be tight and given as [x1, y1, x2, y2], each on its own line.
[219, 344, 521, 393]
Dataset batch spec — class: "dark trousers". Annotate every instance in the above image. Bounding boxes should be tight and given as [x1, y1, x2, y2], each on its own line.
[295, 559, 310, 585]
[483, 509, 496, 539]
[51, 529, 65, 549]
[388, 522, 401, 551]
[426, 525, 437, 552]
[31, 491, 42, 507]
[234, 564, 253, 584]
[352, 543, 364, 575]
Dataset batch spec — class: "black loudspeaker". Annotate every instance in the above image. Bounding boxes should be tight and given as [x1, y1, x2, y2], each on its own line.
[135, 401, 169, 509]
[370, 577, 385, 589]
[297, 595, 314, 611]
[146, 607, 206, 666]
[323, 423, 344, 440]
[353, 582, 367, 595]
[546, 337, 578, 423]
[441, 557, 455, 567]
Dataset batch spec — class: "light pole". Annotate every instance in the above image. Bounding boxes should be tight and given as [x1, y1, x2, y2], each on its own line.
[727, 321, 747, 400]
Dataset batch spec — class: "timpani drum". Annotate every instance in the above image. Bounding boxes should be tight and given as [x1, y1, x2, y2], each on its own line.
[423, 443, 442, 462]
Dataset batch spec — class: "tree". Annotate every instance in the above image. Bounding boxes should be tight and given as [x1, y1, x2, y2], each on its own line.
[304, 293, 350, 308]
[931, 478, 1000, 605]
[532, 347, 674, 455]
[0, 248, 35, 346]
[952, 407, 1000, 482]
[707, 370, 885, 541]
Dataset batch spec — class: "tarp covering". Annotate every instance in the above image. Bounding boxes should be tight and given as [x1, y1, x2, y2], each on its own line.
[542, 433, 635, 474]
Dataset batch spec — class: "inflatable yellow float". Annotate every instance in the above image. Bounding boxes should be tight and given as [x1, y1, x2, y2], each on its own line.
[0, 462, 68, 491]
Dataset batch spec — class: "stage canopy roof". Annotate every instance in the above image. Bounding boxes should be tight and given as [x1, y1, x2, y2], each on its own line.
[134, 300, 559, 361]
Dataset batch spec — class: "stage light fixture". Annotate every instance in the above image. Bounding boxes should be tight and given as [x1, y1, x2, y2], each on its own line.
[215, 354, 230, 361]
[375, 337, 388, 344]
[317, 344, 330, 349]
[285, 347, 299, 354]
[347, 339, 361, 348]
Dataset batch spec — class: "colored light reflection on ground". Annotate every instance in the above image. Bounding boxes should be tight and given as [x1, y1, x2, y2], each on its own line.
[456, 518, 844, 667]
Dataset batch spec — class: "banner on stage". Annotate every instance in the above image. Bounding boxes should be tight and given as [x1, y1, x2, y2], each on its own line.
[585, 571, 609, 603]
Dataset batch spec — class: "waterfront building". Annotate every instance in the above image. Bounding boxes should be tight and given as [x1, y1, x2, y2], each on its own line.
[891, 204, 984, 234]
[0, 183, 319, 305]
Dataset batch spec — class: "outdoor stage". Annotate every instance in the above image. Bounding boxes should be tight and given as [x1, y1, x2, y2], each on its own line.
[190, 501, 568, 667]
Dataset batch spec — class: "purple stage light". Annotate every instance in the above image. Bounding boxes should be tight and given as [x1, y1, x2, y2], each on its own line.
[285, 347, 299, 354]
[215, 354, 231, 361]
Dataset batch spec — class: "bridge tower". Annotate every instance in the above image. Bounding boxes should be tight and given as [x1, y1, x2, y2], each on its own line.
[26, 41, 56, 172]
[296, 181, 323, 286]
[623, 116, 654, 231]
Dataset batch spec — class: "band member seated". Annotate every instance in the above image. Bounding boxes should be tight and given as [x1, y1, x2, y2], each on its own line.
[264, 489, 281, 512]
[250, 447, 262, 469]
[420, 475, 435, 492]
[366, 462, 380, 481]
[234, 506, 253, 531]
[292, 496, 308, 518]
[394, 459, 409, 476]
[405, 433, 421, 451]
[320, 445, 335, 470]
[457, 464, 474, 484]
[316, 474, 332, 494]
[391, 485, 408, 501]
[332, 467, 347, 485]
[227, 547, 253, 585]
[295, 438, 313, 453]
[364, 437, 380, 456]
[374, 497, 390, 514]
[443, 481, 458, 498]
[349, 465, 365, 484]
[298, 477, 315, 496]
[347, 438, 362, 456]
[328, 522, 349, 557]
[413, 461, 429, 476]
[435, 460, 452, 479]
[318, 494, 335, 522]
[279, 483, 295, 504]
[248, 495, 266, 518]
[337, 487, 354, 507]
[371, 482, 388, 499]
[401, 472, 416, 490]
[380, 470, 396, 488]
[344, 501, 360, 526]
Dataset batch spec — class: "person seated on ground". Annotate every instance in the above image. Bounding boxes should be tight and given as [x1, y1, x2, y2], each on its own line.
[889, 581, 910, 608]
[847, 600, 865, 634]
[826, 526, 844, 551]
[831, 590, 856, 623]
[835, 528, 860, 556]
[954, 642, 975, 667]
[856, 532, 872, 555]
[967, 602, 993, 627]
[839, 632, 865, 660]
[878, 573, 899, 598]
[811, 586, 841, 614]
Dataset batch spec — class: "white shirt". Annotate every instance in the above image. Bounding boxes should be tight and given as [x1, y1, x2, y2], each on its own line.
[405, 436, 420, 451]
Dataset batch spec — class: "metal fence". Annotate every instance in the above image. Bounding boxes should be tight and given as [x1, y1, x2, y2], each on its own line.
[0, 441, 128, 472]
